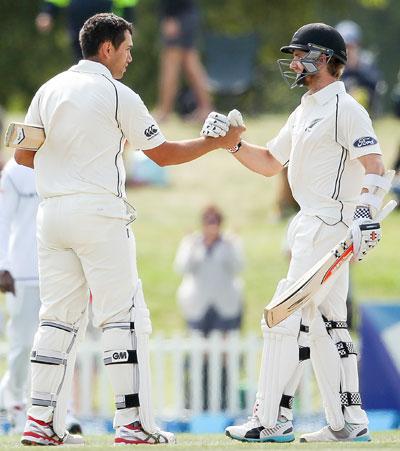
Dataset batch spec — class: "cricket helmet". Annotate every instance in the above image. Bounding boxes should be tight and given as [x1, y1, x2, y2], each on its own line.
[278, 23, 347, 88]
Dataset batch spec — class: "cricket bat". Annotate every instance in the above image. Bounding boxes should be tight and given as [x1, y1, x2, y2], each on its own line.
[264, 199, 397, 328]
[4, 122, 45, 150]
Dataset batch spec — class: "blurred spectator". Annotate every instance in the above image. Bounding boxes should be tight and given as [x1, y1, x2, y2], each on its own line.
[153, 0, 213, 123]
[0, 159, 81, 434]
[174, 205, 244, 411]
[125, 149, 168, 187]
[0, 159, 41, 434]
[36, 0, 138, 61]
[174, 205, 244, 336]
[335, 20, 385, 117]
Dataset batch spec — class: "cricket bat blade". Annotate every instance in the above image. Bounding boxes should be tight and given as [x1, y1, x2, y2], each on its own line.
[4, 122, 45, 150]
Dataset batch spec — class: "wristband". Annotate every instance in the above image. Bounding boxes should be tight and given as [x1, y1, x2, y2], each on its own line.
[227, 141, 242, 154]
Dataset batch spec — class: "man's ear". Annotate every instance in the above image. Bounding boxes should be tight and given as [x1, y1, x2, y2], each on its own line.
[98, 40, 113, 60]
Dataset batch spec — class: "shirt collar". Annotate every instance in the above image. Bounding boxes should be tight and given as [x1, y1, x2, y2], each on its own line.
[69, 60, 113, 79]
[301, 81, 346, 106]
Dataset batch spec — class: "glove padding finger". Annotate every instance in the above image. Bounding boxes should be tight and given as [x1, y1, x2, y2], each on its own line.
[351, 219, 381, 262]
[207, 112, 230, 130]
[201, 114, 229, 138]
[228, 109, 245, 127]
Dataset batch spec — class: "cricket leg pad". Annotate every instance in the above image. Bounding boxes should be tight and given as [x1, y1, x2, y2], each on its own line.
[102, 280, 158, 433]
[310, 313, 368, 431]
[256, 312, 301, 428]
[28, 313, 87, 439]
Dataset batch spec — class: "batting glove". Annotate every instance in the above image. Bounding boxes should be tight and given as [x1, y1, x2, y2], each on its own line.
[201, 112, 230, 138]
[227, 109, 245, 127]
[351, 206, 381, 262]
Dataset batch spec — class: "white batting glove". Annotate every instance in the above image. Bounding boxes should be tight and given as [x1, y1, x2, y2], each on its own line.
[351, 206, 381, 261]
[201, 112, 230, 138]
[227, 109, 245, 127]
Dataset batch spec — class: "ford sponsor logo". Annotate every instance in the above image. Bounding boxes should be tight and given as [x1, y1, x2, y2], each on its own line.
[353, 136, 378, 148]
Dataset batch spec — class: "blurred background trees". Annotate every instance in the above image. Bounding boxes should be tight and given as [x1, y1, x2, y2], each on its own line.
[0, 0, 398, 114]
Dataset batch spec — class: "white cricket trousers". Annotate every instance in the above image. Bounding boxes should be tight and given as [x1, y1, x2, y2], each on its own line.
[36, 193, 138, 327]
[0, 284, 40, 409]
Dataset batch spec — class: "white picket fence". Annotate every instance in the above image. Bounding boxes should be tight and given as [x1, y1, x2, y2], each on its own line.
[74, 331, 317, 419]
[0, 332, 317, 420]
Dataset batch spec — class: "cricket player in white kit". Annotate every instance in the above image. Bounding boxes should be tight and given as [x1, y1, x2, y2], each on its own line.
[202, 23, 391, 443]
[14, 13, 243, 446]
[0, 160, 40, 433]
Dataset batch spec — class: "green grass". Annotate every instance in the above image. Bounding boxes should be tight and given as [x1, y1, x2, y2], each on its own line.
[0, 431, 399, 449]
[1, 114, 400, 334]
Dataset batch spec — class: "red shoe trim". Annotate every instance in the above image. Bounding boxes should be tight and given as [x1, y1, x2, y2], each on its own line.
[115, 437, 147, 444]
[23, 431, 61, 445]
[125, 424, 142, 431]
[27, 416, 52, 427]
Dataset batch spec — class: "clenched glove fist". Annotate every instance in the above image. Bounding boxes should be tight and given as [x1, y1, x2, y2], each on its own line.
[351, 206, 381, 262]
[227, 109, 245, 127]
[201, 112, 230, 138]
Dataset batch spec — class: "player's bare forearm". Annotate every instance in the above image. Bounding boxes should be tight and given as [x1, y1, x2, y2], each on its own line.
[144, 126, 244, 166]
[14, 149, 36, 168]
[358, 153, 385, 176]
[232, 141, 283, 177]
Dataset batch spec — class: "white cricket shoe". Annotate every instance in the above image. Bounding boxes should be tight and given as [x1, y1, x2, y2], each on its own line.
[226, 416, 295, 443]
[21, 416, 84, 446]
[300, 422, 371, 442]
[115, 421, 176, 445]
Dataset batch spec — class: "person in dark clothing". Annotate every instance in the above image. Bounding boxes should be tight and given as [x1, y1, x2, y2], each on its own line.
[153, 0, 212, 122]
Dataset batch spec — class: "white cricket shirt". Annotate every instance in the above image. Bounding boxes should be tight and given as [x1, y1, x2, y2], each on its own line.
[0, 159, 39, 284]
[267, 81, 382, 222]
[25, 60, 165, 199]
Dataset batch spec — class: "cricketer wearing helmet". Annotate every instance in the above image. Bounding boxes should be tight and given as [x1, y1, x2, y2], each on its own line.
[201, 23, 393, 443]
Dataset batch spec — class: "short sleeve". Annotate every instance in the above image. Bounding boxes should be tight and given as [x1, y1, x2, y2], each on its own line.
[25, 88, 44, 126]
[117, 84, 165, 151]
[337, 99, 382, 160]
[266, 110, 297, 165]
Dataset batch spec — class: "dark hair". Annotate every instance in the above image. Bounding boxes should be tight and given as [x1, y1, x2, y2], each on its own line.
[201, 205, 224, 225]
[79, 13, 132, 58]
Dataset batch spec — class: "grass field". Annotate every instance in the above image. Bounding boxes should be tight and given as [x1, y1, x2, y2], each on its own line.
[1, 113, 400, 333]
[0, 431, 399, 449]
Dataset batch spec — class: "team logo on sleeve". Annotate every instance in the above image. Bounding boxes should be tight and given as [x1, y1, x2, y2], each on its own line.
[353, 136, 378, 148]
[144, 125, 159, 140]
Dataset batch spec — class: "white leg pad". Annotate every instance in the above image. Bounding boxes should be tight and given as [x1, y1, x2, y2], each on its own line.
[102, 280, 158, 433]
[256, 279, 301, 428]
[29, 311, 87, 438]
[328, 326, 368, 425]
[309, 314, 368, 431]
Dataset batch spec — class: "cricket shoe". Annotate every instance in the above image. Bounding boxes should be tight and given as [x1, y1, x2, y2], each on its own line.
[21, 416, 84, 446]
[225, 415, 295, 443]
[300, 422, 371, 442]
[115, 421, 176, 445]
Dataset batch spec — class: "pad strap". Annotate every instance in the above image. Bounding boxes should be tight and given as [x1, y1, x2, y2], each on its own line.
[340, 391, 362, 407]
[116, 393, 140, 409]
[324, 319, 348, 330]
[103, 321, 135, 331]
[300, 324, 309, 333]
[31, 391, 58, 408]
[280, 394, 294, 409]
[336, 341, 357, 358]
[104, 350, 138, 365]
[299, 346, 310, 361]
